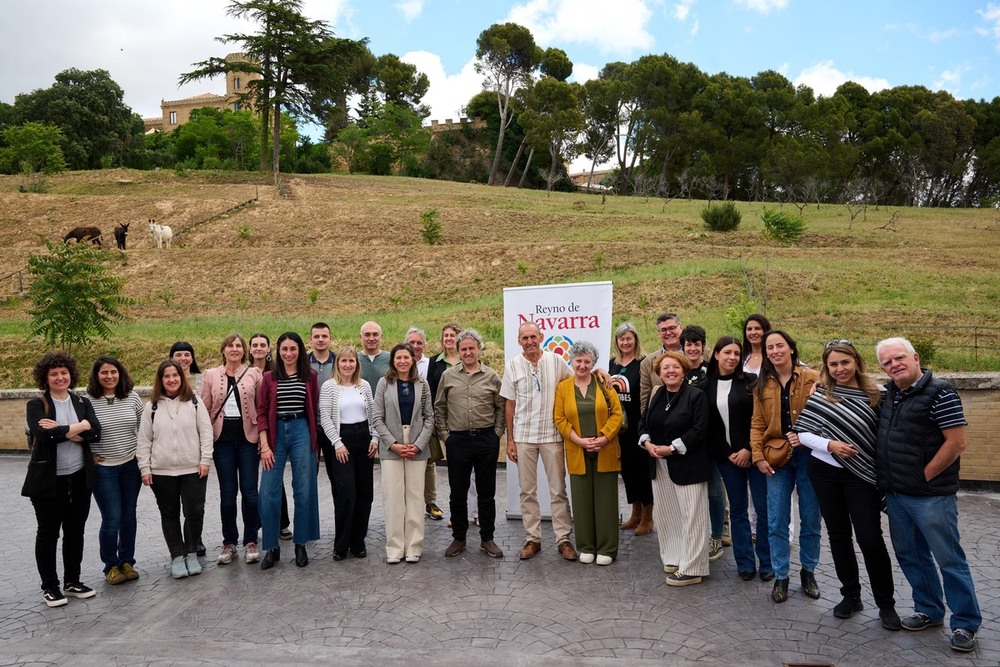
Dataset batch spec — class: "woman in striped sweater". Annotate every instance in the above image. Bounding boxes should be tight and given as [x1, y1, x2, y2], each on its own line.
[791, 340, 900, 630]
[86, 356, 145, 585]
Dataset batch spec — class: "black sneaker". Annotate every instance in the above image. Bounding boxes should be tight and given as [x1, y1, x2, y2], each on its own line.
[42, 588, 67, 607]
[951, 628, 977, 653]
[279, 528, 293, 541]
[63, 582, 96, 599]
[879, 607, 902, 631]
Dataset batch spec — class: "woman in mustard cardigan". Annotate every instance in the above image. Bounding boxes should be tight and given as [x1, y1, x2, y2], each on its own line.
[554, 341, 622, 565]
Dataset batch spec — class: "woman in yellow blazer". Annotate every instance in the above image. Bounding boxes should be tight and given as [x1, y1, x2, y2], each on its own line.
[554, 341, 623, 565]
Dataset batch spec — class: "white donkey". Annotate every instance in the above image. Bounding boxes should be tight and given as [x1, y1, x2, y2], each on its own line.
[148, 219, 173, 248]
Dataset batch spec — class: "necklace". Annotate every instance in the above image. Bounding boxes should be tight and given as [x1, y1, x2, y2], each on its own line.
[664, 389, 679, 412]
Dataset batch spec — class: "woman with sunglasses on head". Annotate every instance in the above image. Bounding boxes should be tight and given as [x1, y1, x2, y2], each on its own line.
[86, 356, 144, 585]
[790, 340, 900, 630]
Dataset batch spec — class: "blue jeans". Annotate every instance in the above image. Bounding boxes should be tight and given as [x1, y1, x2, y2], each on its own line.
[885, 492, 981, 632]
[214, 439, 260, 546]
[766, 447, 821, 579]
[92, 459, 141, 573]
[719, 458, 771, 575]
[708, 463, 725, 539]
[259, 418, 320, 551]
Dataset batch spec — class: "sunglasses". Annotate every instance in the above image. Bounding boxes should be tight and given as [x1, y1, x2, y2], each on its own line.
[825, 339, 853, 348]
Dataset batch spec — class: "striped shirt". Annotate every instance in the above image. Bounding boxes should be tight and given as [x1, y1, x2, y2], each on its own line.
[795, 385, 878, 486]
[90, 391, 144, 465]
[276, 375, 307, 413]
[500, 351, 572, 443]
[928, 386, 967, 430]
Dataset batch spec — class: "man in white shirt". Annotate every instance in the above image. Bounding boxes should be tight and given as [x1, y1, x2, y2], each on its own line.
[501, 322, 578, 561]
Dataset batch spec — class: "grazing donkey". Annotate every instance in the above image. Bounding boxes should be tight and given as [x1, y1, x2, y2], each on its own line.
[148, 219, 173, 248]
[63, 226, 103, 247]
[113, 223, 129, 250]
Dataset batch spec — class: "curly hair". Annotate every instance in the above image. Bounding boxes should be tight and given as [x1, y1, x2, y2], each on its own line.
[33, 352, 79, 391]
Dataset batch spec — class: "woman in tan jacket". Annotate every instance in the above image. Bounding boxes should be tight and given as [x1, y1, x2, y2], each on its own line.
[750, 330, 820, 604]
[554, 341, 622, 565]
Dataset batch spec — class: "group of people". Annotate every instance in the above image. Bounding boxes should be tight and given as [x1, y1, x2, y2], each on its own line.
[22, 314, 982, 652]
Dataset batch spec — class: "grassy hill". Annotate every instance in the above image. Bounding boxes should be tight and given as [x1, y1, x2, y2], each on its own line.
[1, 169, 998, 387]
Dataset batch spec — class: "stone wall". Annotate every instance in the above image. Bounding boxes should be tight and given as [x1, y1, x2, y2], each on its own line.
[4, 374, 998, 482]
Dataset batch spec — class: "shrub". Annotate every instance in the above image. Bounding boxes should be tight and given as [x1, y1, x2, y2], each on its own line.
[419, 209, 443, 246]
[761, 208, 806, 244]
[909, 335, 937, 365]
[701, 201, 741, 232]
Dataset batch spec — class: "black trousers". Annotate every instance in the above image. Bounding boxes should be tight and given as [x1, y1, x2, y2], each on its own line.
[808, 458, 895, 608]
[446, 430, 500, 542]
[150, 473, 207, 559]
[31, 469, 91, 590]
[619, 426, 653, 505]
[323, 422, 374, 556]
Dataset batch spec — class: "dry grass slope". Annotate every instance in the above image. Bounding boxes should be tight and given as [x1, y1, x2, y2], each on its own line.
[0, 169, 998, 386]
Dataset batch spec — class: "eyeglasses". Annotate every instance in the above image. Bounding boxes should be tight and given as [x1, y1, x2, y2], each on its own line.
[531, 369, 541, 391]
[825, 339, 852, 348]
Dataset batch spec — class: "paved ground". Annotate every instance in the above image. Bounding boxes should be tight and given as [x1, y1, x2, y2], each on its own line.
[0, 454, 997, 667]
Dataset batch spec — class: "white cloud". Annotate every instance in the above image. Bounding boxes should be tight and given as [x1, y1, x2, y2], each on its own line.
[673, 0, 696, 21]
[507, 0, 655, 54]
[690, 18, 700, 36]
[402, 51, 483, 122]
[933, 66, 969, 94]
[394, 0, 424, 22]
[572, 63, 600, 83]
[733, 0, 789, 14]
[928, 27, 960, 42]
[977, 3, 1000, 49]
[793, 60, 890, 97]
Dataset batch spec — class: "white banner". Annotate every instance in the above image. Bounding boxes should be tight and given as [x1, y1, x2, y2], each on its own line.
[502, 281, 614, 519]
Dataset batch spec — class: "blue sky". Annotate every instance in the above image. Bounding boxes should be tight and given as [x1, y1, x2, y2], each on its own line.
[2, 0, 999, 129]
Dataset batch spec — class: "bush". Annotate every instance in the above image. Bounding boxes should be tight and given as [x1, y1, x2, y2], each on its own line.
[419, 209, 443, 246]
[761, 207, 806, 244]
[909, 335, 937, 365]
[701, 201, 741, 232]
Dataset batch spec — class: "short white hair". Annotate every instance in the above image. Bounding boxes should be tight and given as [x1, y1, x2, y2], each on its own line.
[875, 337, 915, 361]
[405, 326, 426, 342]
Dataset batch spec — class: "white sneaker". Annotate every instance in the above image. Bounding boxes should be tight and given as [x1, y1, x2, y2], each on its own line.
[386, 556, 402, 564]
[405, 555, 420, 563]
[217, 544, 238, 565]
[596, 555, 613, 566]
[244, 542, 260, 564]
[579, 552, 596, 564]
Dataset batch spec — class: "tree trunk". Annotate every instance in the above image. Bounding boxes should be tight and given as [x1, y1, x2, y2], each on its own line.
[547, 143, 559, 192]
[518, 147, 535, 188]
[488, 114, 508, 186]
[504, 139, 527, 187]
[272, 99, 281, 186]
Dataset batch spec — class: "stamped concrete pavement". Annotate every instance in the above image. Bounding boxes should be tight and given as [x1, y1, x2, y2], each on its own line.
[0, 455, 997, 666]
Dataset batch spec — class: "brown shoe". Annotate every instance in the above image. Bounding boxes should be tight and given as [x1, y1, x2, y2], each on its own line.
[634, 503, 654, 536]
[557, 541, 578, 561]
[620, 502, 642, 530]
[444, 540, 466, 557]
[479, 540, 504, 559]
[518, 541, 542, 560]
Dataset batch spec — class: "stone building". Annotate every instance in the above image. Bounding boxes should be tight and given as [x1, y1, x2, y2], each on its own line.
[143, 53, 261, 133]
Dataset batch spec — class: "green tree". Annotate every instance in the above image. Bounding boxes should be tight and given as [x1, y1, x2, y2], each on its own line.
[181, 0, 368, 181]
[475, 22, 539, 185]
[519, 78, 585, 191]
[372, 53, 430, 118]
[0, 122, 67, 191]
[27, 241, 134, 352]
[13, 69, 138, 169]
[579, 79, 618, 188]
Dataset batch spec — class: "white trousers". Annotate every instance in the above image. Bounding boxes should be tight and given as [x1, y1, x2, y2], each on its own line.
[381, 458, 427, 559]
[652, 460, 710, 577]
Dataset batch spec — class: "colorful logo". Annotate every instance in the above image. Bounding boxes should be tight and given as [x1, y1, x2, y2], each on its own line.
[544, 335, 574, 363]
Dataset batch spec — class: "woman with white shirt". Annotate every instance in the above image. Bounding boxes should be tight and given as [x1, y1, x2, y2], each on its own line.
[791, 340, 899, 630]
[200, 333, 263, 566]
[319, 346, 379, 561]
[373, 343, 435, 563]
[137, 360, 213, 580]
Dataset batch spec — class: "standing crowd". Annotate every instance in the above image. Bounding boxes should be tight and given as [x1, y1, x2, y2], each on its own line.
[21, 314, 982, 653]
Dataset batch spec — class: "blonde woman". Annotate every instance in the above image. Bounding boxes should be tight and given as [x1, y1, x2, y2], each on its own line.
[318, 346, 379, 561]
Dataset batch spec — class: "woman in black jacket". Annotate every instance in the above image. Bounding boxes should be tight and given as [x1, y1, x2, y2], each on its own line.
[638, 350, 710, 586]
[24, 352, 101, 608]
[703, 336, 772, 582]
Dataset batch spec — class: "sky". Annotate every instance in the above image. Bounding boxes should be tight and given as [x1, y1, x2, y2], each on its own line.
[2, 0, 999, 139]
